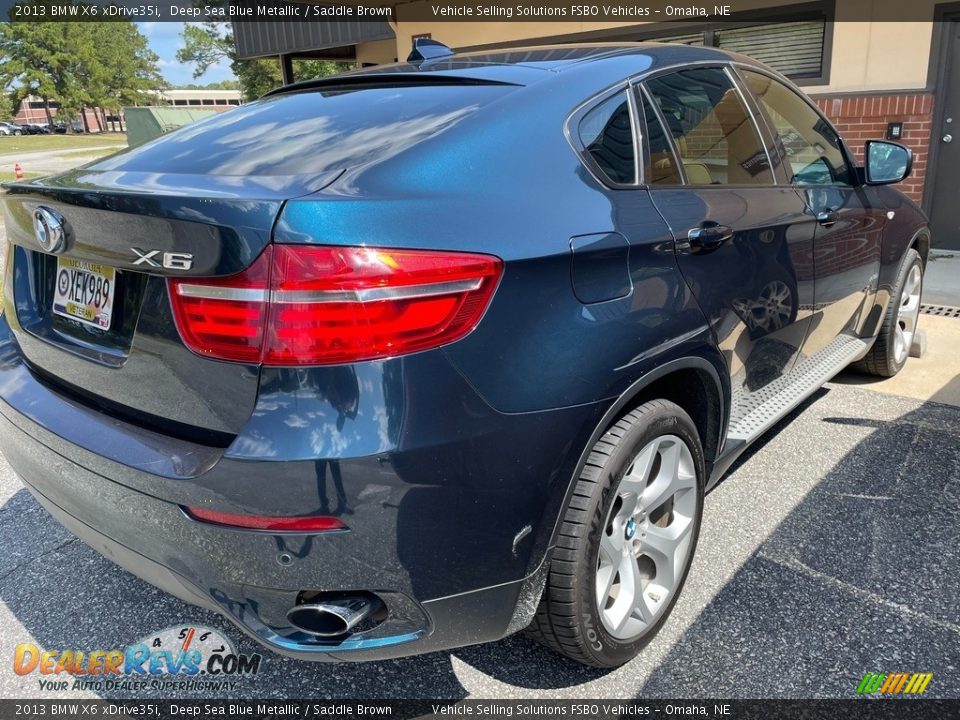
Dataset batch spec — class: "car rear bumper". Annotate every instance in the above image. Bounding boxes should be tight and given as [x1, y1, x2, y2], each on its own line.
[0, 317, 604, 661]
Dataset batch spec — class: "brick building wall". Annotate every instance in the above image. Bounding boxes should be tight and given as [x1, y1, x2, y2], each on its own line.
[814, 92, 935, 205]
[14, 98, 238, 132]
[14, 102, 122, 132]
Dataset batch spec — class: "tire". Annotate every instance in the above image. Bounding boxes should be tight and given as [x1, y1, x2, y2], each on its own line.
[527, 400, 705, 667]
[853, 248, 923, 378]
[12, 130, 21, 136]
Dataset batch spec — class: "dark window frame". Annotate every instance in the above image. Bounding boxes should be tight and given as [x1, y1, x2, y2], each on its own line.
[635, 85, 686, 186]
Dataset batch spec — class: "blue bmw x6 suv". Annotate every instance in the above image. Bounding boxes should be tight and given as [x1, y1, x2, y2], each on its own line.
[0, 42, 928, 667]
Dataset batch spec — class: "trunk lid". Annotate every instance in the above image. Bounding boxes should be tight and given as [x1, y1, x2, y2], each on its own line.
[1, 79, 514, 442]
[2, 168, 340, 440]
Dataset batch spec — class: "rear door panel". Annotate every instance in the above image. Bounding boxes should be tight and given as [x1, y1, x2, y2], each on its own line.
[640, 67, 815, 427]
[650, 187, 814, 425]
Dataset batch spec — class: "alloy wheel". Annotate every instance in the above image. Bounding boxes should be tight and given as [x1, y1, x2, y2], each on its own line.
[596, 434, 698, 640]
[894, 263, 922, 364]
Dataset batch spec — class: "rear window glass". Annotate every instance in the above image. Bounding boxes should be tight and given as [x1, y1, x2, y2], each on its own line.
[639, 91, 681, 185]
[92, 84, 513, 177]
[578, 93, 637, 185]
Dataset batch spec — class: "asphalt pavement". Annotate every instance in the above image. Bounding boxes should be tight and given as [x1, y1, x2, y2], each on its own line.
[0, 381, 957, 699]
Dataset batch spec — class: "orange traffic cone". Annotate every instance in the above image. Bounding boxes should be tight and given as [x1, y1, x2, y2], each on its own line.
[14, 163, 23, 181]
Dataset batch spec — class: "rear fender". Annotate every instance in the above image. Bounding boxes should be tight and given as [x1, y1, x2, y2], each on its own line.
[536, 351, 727, 563]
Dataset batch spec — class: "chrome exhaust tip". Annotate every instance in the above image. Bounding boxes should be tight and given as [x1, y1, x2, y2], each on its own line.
[286, 596, 383, 637]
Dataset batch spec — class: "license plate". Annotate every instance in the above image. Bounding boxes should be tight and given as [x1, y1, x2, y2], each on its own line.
[52, 258, 115, 330]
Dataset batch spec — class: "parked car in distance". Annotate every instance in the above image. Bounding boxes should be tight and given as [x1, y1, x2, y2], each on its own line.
[0, 41, 928, 667]
[21, 123, 50, 135]
[0, 121, 23, 136]
[49, 122, 67, 134]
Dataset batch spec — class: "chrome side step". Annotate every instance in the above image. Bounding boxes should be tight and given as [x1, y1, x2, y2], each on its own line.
[726, 335, 870, 444]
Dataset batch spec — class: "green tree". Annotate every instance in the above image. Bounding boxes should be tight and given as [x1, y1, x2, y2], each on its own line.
[0, 11, 163, 132]
[0, 91, 12, 122]
[90, 20, 166, 129]
[296, 60, 354, 80]
[177, 22, 352, 101]
[0, 21, 82, 126]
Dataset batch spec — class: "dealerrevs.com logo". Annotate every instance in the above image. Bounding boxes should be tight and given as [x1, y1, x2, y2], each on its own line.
[13, 625, 262, 693]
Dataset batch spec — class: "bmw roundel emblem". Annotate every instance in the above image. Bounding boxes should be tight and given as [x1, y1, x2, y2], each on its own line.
[33, 206, 66, 254]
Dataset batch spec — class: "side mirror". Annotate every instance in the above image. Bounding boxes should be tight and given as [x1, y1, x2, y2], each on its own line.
[864, 140, 912, 185]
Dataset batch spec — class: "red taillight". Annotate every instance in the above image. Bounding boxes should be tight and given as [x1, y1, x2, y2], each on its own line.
[169, 247, 271, 364]
[169, 245, 502, 366]
[183, 506, 347, 532]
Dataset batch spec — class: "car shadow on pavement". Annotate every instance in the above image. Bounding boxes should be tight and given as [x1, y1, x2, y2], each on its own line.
[0, 484, 472, 699]
[448, 390, 836, 692]
[634, 392, 960, 698]
[2, 387, 957, 697]
[0, 481, 609, 698]
[721, 388, 830, 480]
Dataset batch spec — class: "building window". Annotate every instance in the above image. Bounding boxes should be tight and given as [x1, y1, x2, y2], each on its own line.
[653, 32, 704, 46]
[647, 12, 831, 85]
[716, 21, 826, 80]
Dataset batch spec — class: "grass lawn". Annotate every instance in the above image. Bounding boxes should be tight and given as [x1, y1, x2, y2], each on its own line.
[0, 133, 127, 154]
[0, 171, 45, 183]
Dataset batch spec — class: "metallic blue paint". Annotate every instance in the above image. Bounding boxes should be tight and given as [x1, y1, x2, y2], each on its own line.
[0, 43, 929, 660]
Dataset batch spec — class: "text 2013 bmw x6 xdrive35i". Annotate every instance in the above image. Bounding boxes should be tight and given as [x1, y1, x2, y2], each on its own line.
[0, 42, 928, 667]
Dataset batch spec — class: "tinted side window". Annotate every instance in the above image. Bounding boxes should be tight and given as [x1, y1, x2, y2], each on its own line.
[646, 68, 774, 186]
[578, 93, 636, 185]
[742, 70, 853, 186]
[639, 91, 681, 185]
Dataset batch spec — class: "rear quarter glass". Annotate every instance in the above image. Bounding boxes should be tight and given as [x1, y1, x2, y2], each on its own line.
[90, 85, 517, 178]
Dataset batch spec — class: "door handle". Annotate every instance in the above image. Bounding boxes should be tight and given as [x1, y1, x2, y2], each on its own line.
[944, 134, 953, 143]
[816, 210, 840, 227]
[686, 223, 733, 252]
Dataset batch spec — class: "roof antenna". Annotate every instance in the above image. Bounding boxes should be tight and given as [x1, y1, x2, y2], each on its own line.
[407, 38, 455, 63]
